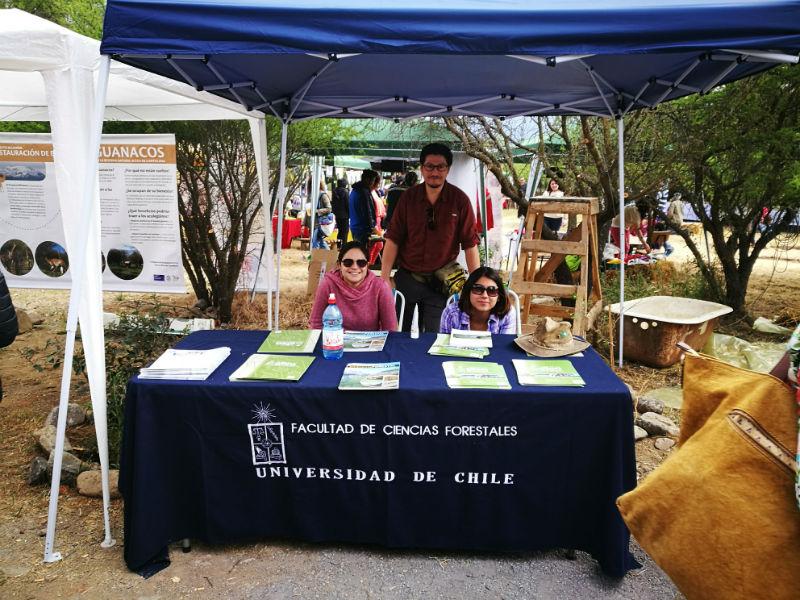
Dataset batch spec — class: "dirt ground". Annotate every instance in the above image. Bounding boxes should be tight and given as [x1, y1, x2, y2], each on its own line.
[1, 212, 798, 599]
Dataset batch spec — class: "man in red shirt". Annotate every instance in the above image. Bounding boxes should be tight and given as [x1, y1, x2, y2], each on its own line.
[381, 143, 480, 332]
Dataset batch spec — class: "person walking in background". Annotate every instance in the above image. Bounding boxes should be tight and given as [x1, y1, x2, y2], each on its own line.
[349, 169, 379, 248]
[384, 171, 418, 231]
[381, 142, 479, 332]
[610, 204, 650, 256]
[312, 180, 334, 249]
[332, 178, 350, 246]
[542, 178, 565, 236]
[371, 174, 386, 230]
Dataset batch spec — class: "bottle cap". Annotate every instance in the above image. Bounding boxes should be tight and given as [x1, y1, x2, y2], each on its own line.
[328, 293, 336, 304]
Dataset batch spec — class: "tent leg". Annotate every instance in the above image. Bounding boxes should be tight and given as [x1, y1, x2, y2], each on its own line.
[616, 116, 626, 368]
[479, 163, 488, 266]
[44, 55, 114, 564]
[274, 121, 289, 330]
[247, 118, 273, 328]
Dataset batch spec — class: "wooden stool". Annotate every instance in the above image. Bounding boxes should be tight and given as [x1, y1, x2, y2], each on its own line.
[298, 237, 310, 251]
[511, 197, 602, 336]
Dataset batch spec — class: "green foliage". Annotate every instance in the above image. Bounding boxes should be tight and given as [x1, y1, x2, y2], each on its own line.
[600, 262, 715, 307]
[2, 0, 105, 39]
[103, 304, 175, 467]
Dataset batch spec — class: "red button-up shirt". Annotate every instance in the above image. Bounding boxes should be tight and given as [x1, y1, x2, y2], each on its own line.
[385, 181, 479, 273]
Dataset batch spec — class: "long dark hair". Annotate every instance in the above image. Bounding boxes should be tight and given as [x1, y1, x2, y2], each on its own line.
[458, 266, 509, 317]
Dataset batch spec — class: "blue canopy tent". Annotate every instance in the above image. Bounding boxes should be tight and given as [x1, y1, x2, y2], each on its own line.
[44, 0, 800, 561]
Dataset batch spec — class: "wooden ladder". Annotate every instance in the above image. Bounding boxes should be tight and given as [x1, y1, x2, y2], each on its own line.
[510, 197, 602, 336]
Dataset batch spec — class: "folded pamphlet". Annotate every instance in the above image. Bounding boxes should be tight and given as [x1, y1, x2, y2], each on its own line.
[428, 334, 489, 359]
[338, 362, 400, 390]
[448, 329, 493, 348]
[442, 361, 510, 390]
[139, 346, 231, 380]
[257, 329, 321, 353]
[343, 331, 389, 352]
[229, 353, 315, 382]
[512, 359, 585, 387]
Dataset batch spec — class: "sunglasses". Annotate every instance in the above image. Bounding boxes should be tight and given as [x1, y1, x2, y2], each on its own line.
[341, 258, 368, 268]
[470, 284, 499, 297]
[426, 206, 436, 230]
[422, 163, 448, 172]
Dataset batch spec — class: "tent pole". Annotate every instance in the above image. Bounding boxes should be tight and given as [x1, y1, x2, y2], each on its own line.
[44, 55, 113, 563]
[248, 118, 273, 327]
[616, 116, 626, 367]
[309, 156, 320, 250]
[274, 121, 288, 330]
[479, 163, 488, 266]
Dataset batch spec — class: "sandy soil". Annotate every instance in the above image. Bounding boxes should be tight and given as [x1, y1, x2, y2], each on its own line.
[0, 211, 797, 598]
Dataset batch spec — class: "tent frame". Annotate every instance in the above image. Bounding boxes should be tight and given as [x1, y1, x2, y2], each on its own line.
[44, 1, 800, 560]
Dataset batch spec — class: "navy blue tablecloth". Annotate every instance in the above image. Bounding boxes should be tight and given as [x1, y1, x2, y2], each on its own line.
[120, 331, 638, 577]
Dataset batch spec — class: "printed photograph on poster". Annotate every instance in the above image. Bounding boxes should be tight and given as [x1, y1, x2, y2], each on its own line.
[0, 132, 184, 293]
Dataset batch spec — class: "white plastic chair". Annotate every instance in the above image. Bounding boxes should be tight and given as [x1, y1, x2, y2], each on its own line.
[393, 289, 405, 332]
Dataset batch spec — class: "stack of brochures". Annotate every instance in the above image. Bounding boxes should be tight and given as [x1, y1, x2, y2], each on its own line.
[448, 329, 493, 348]
[139, 347, 231, 380]
[338, 362, 400, 390]
[343, 331, 389, 352]
[512, 359, 585, 387]
[258, 329, 321, 353]
[229, 354, 315, 382]
[442, 361, 511, 389]
[428, 334, 489, 359]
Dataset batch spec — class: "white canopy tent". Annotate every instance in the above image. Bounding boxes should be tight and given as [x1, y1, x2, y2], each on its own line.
[0, 9, 274, 562]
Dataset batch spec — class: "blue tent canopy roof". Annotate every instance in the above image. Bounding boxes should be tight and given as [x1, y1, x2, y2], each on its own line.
[101, 0, 800, 120]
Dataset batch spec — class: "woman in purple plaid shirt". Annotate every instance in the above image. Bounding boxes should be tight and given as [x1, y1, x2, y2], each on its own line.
[439, 266, 516, 334]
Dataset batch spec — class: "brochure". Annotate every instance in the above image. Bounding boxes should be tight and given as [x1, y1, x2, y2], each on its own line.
[229, 354, 315, 382]
[338, 362, 400, 390]
[343, 330, 389, 352]
[448, 329, 493, 348]
[139, 346, 230, 380]
[257, 329, 321, 354]
[512, 359, 586, 387]
[428, 334, 489, 359]
[442, 361, 511, 390]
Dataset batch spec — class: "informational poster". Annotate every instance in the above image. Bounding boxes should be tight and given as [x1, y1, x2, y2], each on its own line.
[0, 133, 184, 292]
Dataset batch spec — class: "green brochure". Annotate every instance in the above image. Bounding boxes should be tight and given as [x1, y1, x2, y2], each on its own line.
[442, 361, 511, 389]
[257, 329, 321, 353]
[428, 334, 489, 359]
[512, 359, 585, 387]
[338, 362, 400, 390]
[230, 354, 315, 382]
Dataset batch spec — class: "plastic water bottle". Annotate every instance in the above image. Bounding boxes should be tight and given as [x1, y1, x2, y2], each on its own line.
[322, 293, 344, 360]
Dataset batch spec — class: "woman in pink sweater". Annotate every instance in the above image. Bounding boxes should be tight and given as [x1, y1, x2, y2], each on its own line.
[309, 242, 398, 331]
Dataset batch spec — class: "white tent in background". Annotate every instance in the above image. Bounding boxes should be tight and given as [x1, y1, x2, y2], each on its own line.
[0, 8, 274, 562]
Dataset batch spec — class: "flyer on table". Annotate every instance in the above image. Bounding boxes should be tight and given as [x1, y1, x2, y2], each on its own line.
[0, 133, 183, 292]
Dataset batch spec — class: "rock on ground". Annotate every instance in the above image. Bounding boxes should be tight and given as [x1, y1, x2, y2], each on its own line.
[77, 469, 121, 499]
[636, 412, 680, 437]
[637, 396, 665, 415]
[45, 403, 87, 427]
[634, 425, 648, 441]
[47, 450, 83, 486]
[35, 425, 71, 455]
[654, 437, 676, 451]
[15, 308, 33, 334]
[27, 456, 49, 485]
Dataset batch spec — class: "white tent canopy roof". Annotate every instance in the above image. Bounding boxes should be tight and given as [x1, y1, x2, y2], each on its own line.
[0, 8, 255, 122]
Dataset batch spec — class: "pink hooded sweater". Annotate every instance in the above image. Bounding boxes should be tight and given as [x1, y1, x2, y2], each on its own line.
[309, 269, 398, 332]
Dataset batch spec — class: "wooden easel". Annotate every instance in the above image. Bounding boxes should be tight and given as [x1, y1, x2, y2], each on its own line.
[511, 197, 602, 336]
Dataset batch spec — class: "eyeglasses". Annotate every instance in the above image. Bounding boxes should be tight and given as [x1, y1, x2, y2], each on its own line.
[470, 284, 499, 297]
[341, 258, 368, 268]
[426, 206, 436, 230]
[422, 163, 448, 172]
